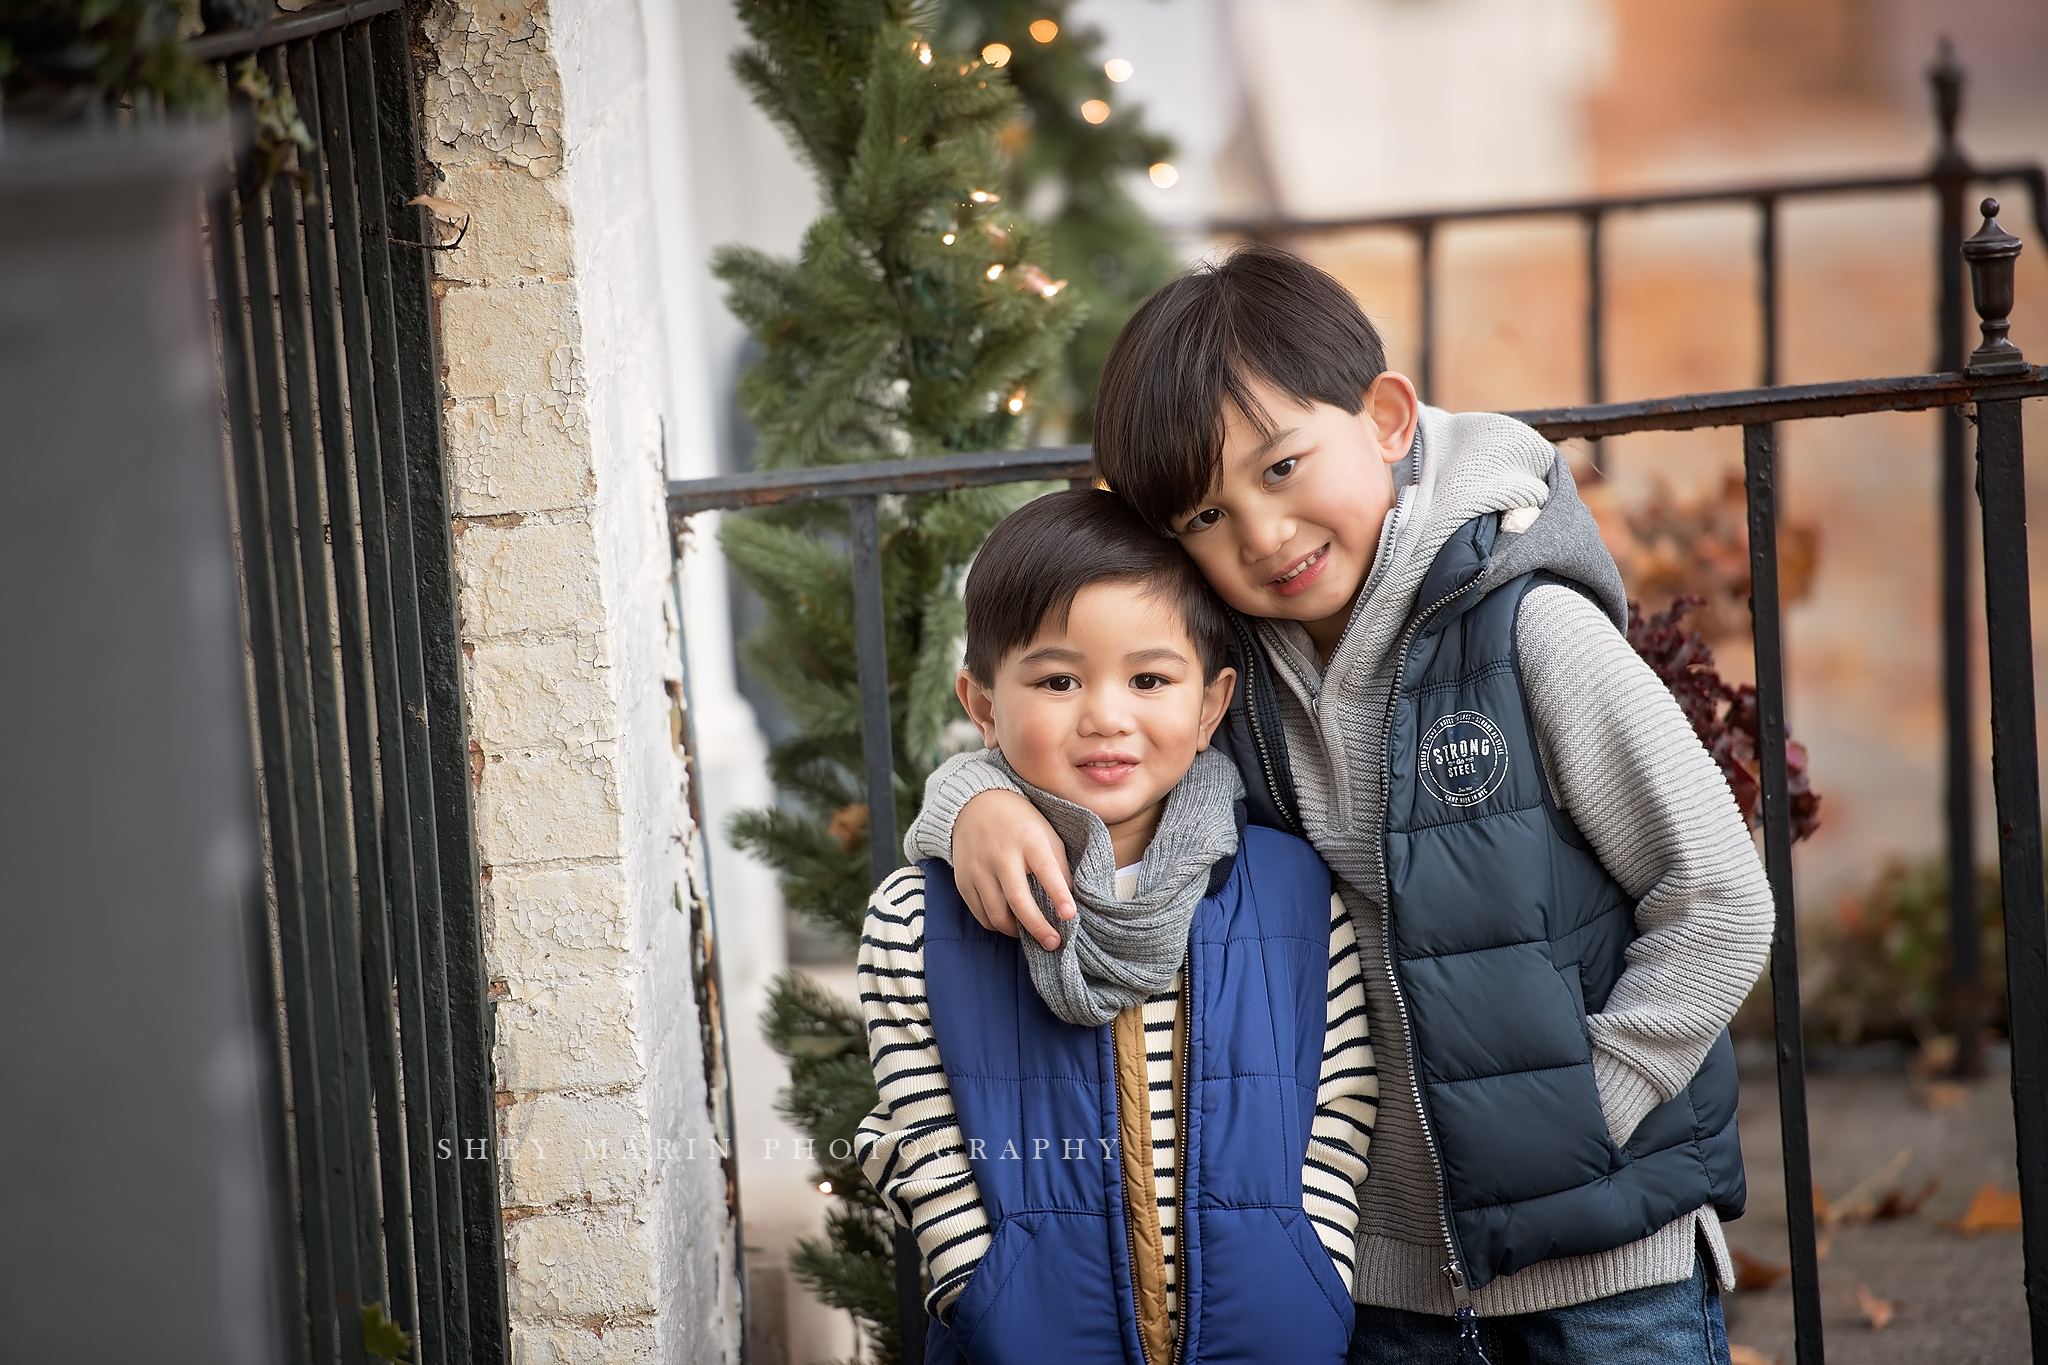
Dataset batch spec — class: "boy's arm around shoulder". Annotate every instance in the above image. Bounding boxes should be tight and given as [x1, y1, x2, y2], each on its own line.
[905, 749, 1076, 947]
[854, 865, 992, 1319]
[1517, 583, 1774, 1146]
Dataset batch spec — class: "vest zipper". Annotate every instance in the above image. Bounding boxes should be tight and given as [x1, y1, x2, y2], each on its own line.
[1169, 967, 1192, 1365]
[1375, 571, 1486, 1322]
[1230, 614, 1302, 836]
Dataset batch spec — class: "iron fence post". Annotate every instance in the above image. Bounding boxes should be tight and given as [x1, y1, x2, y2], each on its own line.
[1584, 210, 1605, 470]
[847, 495, 927, 1364]
[1931, 39, 1987, 1075]
[1964, 198, 2048, 1359]
[1745, 422, 1826, 1365]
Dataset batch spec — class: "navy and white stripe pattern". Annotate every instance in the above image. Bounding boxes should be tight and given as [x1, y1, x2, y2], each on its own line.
[856, 863, 1377, 1318]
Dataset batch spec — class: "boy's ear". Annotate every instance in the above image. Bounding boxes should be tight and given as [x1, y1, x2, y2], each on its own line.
[1195, 667, 1237, 751]
[1363, 371, 1420, 466]
[956, 669, 1000, 749]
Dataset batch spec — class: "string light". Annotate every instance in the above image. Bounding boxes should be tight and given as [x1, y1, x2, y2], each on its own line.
[1029, 18, 1058, 42]
[969, 190, 999, 203]
[818, 1180, 833, 1194]
[1148, 162, 1179, 188]
[942, 231, 956, 245]
[1103, 58, 1133, 82]
[981, 42, 1011, 67]
[917, 42, 931, 64]
[1080, 99, 1109, 124]
[1007, 391, 1027, 414]
[986, 263, 1004, 280]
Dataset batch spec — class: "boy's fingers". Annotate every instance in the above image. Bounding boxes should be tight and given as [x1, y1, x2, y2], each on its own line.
[999, 867, 1061, 950]
[961, 878, 1018, 937]
[1026, 843, 1077, 921]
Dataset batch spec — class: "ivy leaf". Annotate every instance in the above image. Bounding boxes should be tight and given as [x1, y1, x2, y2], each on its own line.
[361, 1302, 413, 1363]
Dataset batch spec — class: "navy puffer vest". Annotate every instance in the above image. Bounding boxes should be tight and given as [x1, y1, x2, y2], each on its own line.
[917, 823, 1352, 1365]
[1220, 513, 1744, 1294]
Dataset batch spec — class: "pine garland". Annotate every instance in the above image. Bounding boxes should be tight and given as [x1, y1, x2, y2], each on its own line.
[714, 2, 1080, 1357]
[940, 0, 1179, 434]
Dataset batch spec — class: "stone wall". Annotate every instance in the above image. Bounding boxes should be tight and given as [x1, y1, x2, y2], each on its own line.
[415, 0, 740, 1357]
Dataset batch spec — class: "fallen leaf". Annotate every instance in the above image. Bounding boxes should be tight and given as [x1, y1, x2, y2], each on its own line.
[1729, 1346, 1779, 1365]
[1730, 1245, 1790, 1292]
[1914, 1033, 1959, 1077]
[1874, 1176, 1941, 1220]
[406, 194, 471, 246]
[1948, 1181, 2025, 1235]
[1825, 1147, 1912, 1227]
[1855, 1282, 1897, 1331]
[1816, 1232, 1832, 1262]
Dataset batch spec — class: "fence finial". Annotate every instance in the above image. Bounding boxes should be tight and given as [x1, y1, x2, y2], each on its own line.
[1963, 198, 2028, 375]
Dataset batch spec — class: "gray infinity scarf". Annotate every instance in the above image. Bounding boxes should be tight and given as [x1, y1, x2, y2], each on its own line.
[1002, 747, 1244, 1027]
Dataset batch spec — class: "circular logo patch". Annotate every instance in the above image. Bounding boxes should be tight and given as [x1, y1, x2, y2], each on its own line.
[1419, 711, 1509, 807]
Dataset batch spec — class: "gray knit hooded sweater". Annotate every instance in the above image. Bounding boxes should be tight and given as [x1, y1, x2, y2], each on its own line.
[907, 405, 1774, 1316]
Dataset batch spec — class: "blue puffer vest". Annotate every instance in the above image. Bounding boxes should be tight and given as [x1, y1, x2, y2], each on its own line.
[917, 823, 1354, 1365]
[1216, 512, 1744, 1295]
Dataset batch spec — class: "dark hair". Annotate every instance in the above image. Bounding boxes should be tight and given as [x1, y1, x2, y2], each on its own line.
[963, 488, 1229, 685]
[1092, 242, 1388, 535]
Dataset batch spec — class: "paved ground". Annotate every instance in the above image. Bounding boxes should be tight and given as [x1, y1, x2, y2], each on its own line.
[1722, 1048, 2027, 1364]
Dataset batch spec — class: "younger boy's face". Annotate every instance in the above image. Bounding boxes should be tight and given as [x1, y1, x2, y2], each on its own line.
[957, 582, 1236, 865]
[1170, 372, 1419, 658]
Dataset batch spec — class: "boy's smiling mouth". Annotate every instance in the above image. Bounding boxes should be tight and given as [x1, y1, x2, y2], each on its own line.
[1271, 544, 1331, 597]
[1076, 750, 1143, 785]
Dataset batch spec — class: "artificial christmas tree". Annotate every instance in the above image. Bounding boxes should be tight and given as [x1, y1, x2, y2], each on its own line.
[713, 2, 1080, 1357]
[939, 0, 1180, 434]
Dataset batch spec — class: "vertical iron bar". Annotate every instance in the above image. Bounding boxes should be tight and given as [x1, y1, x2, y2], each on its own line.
[370, 11, 508, 1355]
[1584, 210, 1605, 471]
[206, 157, 316, 1365]
[1745, 422, 1825, 1365]
[341, 24, 452, 1361]
[235, 83, 356, 1362]
[1758, 196, 1779, 387]
[289, 35, 413, 1328]
[1975, 395, 2048, 1357]
[848, 495, 924, 1365]
[1416, 219, 1436, 406]
[1933, 46, 1984, 1071]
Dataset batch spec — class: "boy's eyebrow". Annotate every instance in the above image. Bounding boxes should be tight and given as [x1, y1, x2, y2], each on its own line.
[1241, 426, 1302, 464]
[1015, 645, 1086, 667]
[1125, 647, 1189, 667]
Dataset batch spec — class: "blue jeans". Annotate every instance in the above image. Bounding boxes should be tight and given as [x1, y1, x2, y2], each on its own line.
[1347, 1260, 1729, 1365]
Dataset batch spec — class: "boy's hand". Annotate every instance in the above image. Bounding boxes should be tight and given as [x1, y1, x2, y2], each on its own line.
[954, 790, 1075, 949]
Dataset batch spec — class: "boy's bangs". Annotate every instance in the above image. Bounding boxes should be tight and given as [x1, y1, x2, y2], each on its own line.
[1092, 244, 1388, 536]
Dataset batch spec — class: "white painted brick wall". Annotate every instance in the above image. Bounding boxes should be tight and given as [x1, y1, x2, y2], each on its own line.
[418, 0, 741, 1358]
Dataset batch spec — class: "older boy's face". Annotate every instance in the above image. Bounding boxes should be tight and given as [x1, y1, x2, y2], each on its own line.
[1170, 373, 1418, 658]
[957, 582, 1236, 865]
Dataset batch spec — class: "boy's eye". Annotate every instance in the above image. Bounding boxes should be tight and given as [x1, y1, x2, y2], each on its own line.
[1262, 456, 1298, 485]
[1037, 674, 1080, 693]
[1131, 673, 1169, 691]
[1181, 508, 1224, 534]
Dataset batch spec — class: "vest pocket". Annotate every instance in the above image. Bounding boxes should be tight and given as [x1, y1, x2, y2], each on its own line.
[947, 1214, 1040, 1356]
[1557, 961, 1588, 1043]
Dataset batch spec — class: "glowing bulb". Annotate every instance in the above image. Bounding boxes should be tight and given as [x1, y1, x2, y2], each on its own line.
[969, 190, 999, 204]
[942, 232, 956, 245]
[1041, 280, 1065, 298]
[918, 42, 931, 64]
[1007, 392, 1027, 414]
[986, 264, 1004, 280]
[1029, 18, 1058, 42]
[1103, 58, 1133, 82]
[981, 42, 1012, 67]
[1148, 162, 1179, 188]
[818, 1180, 833, 1194]
[1080, 99, 1110, 124]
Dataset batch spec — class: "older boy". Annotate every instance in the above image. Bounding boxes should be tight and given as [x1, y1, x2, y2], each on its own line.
[910, 246, 1772, 1363]
[856, 489, 1377, 1365]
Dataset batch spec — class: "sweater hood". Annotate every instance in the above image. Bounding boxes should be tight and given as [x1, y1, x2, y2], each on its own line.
[1255, 405, 1624, 702]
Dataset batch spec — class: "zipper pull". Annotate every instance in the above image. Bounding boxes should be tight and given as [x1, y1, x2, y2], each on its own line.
[1443, 1265, 1494, 1365]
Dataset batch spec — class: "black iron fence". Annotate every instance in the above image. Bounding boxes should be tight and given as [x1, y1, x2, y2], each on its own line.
[669, 203, 2048, 1365]
[194, 4, 509, 1361]
[1204, 44, 2047, 1083]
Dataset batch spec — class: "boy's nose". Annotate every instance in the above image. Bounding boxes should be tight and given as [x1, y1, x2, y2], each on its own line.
[1078, 690, 1135, 736]
[1240, 513, 1294, 562]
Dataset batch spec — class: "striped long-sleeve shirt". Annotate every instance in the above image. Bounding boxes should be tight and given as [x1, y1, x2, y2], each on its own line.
[856, 861, 1377, 1321]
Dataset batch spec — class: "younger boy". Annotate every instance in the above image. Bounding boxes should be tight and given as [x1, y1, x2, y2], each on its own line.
[855, 489, 1377, 1365]
[910, 245, 1774, 1362]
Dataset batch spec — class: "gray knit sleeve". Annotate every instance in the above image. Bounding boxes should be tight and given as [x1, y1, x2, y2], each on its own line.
[1515, 583, 1774, 1145]
[903, 747, 1026, 864]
